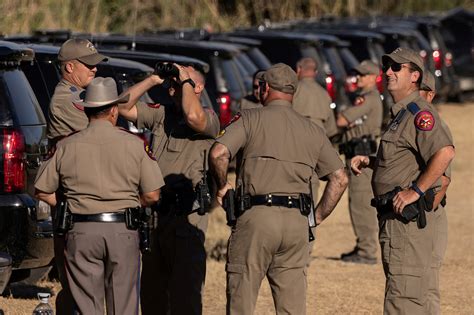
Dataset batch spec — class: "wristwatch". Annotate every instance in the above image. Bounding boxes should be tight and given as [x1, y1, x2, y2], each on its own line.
[181, 78, 196, 88]
[410, 181, 425, 197]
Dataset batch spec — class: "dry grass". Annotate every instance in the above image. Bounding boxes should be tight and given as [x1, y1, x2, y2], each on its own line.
[1, 103, 473, 314]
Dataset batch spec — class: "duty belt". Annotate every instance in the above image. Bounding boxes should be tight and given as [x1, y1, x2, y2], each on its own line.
[247, 194, 301, 210]
[72, 212, 126, 223]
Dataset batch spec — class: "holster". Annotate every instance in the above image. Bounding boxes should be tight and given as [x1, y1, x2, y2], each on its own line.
[53, 201, 73, 235]
[125, 207, 152, 253]
[222, 189, 237, 226]
[339, 136, 377, 159]
[372, 186, 437, 229]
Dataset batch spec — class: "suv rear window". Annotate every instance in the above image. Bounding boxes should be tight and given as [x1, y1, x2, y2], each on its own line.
[1, 69, 45, 126]
[220, 58, 245, 100]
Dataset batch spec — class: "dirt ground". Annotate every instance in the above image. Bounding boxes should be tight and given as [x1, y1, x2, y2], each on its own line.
[1, 102, 473, 314]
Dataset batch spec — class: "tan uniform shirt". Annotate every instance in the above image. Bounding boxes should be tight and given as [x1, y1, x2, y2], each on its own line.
[239, 96, 263, 111]
[47, 79, 88, 141]
[35, 120, 164, 214]
[136, 102, 220, 188]
[217, 100, 344, 196]
[372, 92, 453, 196]
[292, 77, 338, 137]
[341, 88, 383, 141]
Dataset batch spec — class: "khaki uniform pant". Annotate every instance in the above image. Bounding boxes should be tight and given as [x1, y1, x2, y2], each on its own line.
[141, 212, 208, 315]
[226, 205, 309, 315]
[348, 165, 378, 259]
[53, 234, 75, 315]
[379, 206, 448, 315]
[64, 222, 141, 315]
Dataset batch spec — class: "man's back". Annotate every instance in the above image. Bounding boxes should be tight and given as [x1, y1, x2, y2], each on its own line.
[292, 77, 337, 137]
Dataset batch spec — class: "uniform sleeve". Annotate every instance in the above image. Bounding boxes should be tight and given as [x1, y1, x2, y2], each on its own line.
[315, 136, 345, 179]
[34, 149, 61, 193]
[139, 151, 165, 193]
[201, 108, 220, 137]
[415, 111, 454, 164]
[48, 94, 88, 139]
[341, 102, 373, 123]
[136, 101, 165, 132]
[324, 109, 338, 138]
[216, 115, 247, 159]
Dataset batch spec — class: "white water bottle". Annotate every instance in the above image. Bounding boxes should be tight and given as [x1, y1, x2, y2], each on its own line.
[32, 292, 54, 315]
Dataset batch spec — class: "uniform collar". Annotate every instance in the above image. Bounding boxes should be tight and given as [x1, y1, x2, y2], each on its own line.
[390, 91, 420, 116]
[300, 77, 315, 82]
[60, 78, 84, 93]
[88, 119, 114, 128]
[266, 99, 292, 107]
[360, 87, 377, 96]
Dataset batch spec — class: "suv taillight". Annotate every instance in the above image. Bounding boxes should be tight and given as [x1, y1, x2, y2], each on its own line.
[325, 74, 336, 101]
[433, 49, 443, 70]
[218, 93, 232, 127]
[376, 70, 384, 94]
[2, 129, 26, 192]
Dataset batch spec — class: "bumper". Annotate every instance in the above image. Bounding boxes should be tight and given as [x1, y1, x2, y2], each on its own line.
[0, 194, 54, 270]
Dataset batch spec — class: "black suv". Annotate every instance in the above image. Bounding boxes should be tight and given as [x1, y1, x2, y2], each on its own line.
[0, 41, 54, 294]
[229, 29, 352, 112]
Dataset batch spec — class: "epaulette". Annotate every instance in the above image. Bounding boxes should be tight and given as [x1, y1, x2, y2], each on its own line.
[118, 128, 156, 160]
[407, 102, 420, 115]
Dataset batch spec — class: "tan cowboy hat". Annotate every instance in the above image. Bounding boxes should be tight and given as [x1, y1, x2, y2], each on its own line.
[73, 77, 129, 107]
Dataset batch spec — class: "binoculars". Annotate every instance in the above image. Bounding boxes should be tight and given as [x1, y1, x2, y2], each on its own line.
[154, 62, 179, 78]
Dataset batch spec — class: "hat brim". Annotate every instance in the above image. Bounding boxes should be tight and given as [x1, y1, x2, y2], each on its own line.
[73, 92, 130, 108]
[77, 53, 108, 66]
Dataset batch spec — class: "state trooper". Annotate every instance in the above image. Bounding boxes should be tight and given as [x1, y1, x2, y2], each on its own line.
[35, 77, 164, 314]
[337, 60, 383, 264]
[351, 48, 455, 314]
[238, 70, 265, 111]
[210, 63, 348, 314]
[118, 64, 220, 315]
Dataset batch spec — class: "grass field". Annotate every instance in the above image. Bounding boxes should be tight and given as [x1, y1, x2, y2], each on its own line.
[1, 102, 472, 314]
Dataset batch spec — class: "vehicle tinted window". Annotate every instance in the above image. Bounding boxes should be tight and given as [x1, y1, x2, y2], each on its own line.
[234, 55, 253, 92]
[339, 48, 359, 71]
[220, 58, 245, 100]
[3, 69, 46, 125]
[247, 48, 272, 69]
[0, 78, 13, 126]
[322, 46, 347, 81]
[237, 52, 258, 75]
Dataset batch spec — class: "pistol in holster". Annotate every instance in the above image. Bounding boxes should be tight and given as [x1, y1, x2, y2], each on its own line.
[125, 207, 152, 253]
[371, 186, 436, 229]
[222, 189, 237, 226]
[53, 201, 73, 235]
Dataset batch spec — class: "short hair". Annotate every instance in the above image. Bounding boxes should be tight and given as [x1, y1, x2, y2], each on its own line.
[253, 69, 265, 82]
[297, 57, 318, 72]
[84, 104, 115, 118]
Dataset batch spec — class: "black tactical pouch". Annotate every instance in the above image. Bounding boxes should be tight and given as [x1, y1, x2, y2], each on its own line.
[53, 201, 73, 235]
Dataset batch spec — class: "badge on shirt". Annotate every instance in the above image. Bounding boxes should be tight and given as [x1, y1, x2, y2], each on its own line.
[415, 111, 435, 131]
[147, 103, 161, 109]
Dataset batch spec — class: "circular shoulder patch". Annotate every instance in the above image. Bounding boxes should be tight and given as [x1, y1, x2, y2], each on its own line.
[72, 103, 85, 111]
[354, 96, 365, 106]
[415, 110, 435, 131]
[147, 103, 161, 109]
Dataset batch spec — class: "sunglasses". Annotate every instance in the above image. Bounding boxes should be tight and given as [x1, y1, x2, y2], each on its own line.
[382, 62, 411, 73]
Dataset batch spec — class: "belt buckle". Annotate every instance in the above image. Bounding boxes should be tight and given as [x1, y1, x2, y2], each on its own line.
[266, 194, 273, 206]
[101, 213, 116, 222]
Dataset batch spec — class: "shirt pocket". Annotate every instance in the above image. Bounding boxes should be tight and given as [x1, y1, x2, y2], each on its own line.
[379, 131, 401, 161]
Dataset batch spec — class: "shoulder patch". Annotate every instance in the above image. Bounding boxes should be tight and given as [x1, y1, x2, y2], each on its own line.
[226, 113, 241, 126]
[415, 111, 435, 131]
[354, 96, 365, 106]
[147, 103, 161, 109]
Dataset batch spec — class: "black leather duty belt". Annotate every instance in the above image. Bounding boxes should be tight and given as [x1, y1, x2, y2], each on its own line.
[72, 212, 125, 223]
[249, 194, 301, 209]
